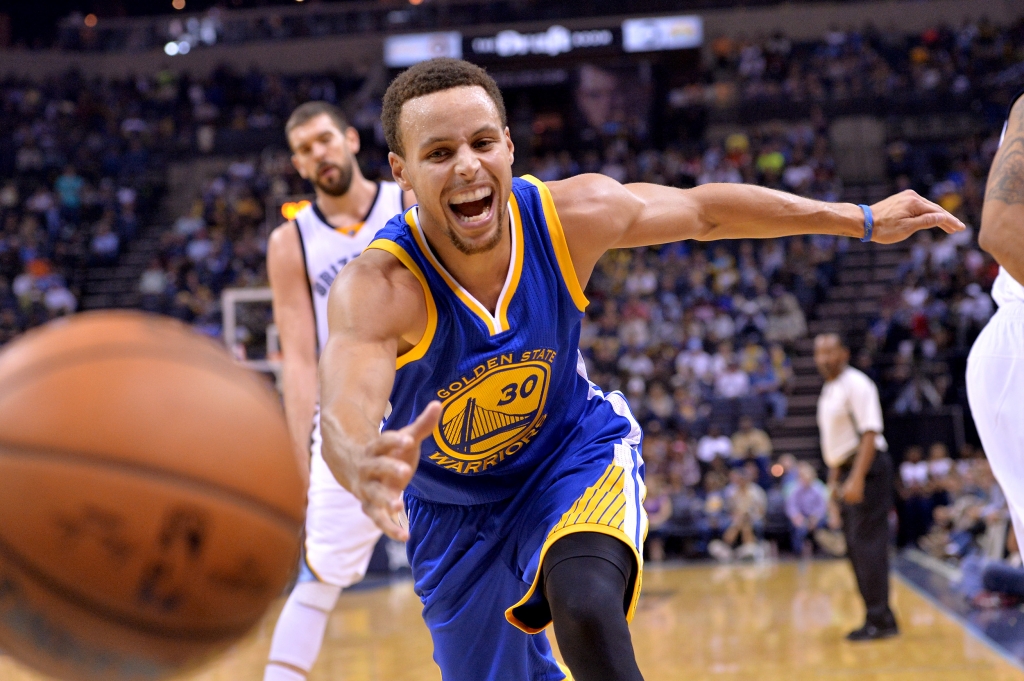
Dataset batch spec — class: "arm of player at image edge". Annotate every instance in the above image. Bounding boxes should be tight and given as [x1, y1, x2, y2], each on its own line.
[317, 251, 441, 541]
[266, 221, 318, 487]
[548, 173, 965, 276]
[979, 95, 1024, 284]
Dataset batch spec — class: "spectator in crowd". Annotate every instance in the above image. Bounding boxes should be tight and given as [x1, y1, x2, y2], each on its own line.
[927, 442, 954, 508]
[698, 471, 732, 554]
[898, 445, 933, 546]
[731, 415, 773, 485]
[709, 467, 767, 561]
[643, 476, 674, 563]
[750, 355, 788, 419]
[697, 425, 733, 468]
[138, 258, 170, 311]
[89, 220, 120, 266]
[715, 358, 750, 399]
[786, 462, 829, 557]
[920, 459, 1009, 561]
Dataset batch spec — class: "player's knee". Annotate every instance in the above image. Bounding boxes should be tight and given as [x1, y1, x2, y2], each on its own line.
[290, 581, 342, 613]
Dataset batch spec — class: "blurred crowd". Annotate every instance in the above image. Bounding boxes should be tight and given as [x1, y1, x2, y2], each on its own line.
[0, 73, 163, 343]
[1, 15, 1022, 566]
[894, 440, 1024, 608]
[669, 19, 1024, 115]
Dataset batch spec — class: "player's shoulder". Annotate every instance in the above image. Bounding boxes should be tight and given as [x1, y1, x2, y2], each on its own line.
[334, 245, 421, 305]
[543, 173, 629, 208]
[267, 220, 301, 260]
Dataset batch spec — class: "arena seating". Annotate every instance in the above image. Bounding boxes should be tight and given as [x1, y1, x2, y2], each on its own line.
[2, 15, 1021, 560]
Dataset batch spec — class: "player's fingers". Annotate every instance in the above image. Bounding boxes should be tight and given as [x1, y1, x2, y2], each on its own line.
[359, 455, 414, 490]
[362, 500, 409, 541]
[367, 430, 414, 458]
[360, 477, 406, 516]
[906, 211, 963, 234]
[401, 401, 442, 444]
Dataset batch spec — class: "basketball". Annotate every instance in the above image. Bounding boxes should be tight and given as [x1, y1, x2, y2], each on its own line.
[0, 311, 305, 681]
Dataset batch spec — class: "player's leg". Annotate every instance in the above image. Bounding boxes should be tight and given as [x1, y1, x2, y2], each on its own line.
[264, 562, 341, 681]
[404, 495, 568, 681]
[968, 309, 1024, 553]
[265, 433, 382, 680]
[543, 532, 644, 681]
[508, 427, 648, 681]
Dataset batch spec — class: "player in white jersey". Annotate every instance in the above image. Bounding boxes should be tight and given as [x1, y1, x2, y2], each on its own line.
[967, 88, 1024, 552]
[263, 102, 412, 681]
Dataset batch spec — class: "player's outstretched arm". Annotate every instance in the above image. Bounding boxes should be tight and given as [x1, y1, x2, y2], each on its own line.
[318, 252, 440, 541]
[980, 96, 1024, 284]
[267, 221, 318, 483]
[550, 174, 964, 284]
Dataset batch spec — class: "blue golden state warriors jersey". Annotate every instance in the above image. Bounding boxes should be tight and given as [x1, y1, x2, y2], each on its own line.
[367, 175, 637, 505]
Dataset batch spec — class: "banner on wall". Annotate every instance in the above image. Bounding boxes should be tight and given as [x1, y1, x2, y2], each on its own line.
[622, 16, 703, 53]
[384, 31, 463, 67]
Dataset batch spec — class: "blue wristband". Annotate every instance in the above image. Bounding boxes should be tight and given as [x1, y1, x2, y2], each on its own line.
[858, 204, 874, 243]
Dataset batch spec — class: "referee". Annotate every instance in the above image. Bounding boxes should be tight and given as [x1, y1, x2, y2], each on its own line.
[814, 332, 898, 641]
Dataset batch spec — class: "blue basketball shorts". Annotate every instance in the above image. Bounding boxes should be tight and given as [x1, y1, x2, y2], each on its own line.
[404, 420, 646, 681]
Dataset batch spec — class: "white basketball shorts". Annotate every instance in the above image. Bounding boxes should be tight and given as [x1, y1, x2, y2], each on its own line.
[303, 420, 383, 587]
[967, 302, 1024, 552]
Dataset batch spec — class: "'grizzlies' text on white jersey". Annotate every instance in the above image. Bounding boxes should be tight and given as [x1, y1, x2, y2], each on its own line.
[295, 181, 405, 352]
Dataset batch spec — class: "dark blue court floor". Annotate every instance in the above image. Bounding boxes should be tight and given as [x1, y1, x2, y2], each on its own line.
[896, 551, 1024, 665]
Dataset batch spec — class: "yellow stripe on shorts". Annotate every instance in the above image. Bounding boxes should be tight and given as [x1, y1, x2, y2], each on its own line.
[506, 463, 646, 634]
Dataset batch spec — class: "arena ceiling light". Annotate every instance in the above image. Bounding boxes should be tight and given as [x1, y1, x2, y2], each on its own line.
[164, 40, 191, 55]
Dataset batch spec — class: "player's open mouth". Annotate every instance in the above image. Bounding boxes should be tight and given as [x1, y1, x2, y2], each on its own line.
[448, 186, 495, 227]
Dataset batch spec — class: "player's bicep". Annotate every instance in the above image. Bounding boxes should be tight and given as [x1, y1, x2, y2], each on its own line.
[980, 97, 1024, 270]
[267, 223, 317, 364]
[320, 258, 417, 426]
[617, 183, 705, 248]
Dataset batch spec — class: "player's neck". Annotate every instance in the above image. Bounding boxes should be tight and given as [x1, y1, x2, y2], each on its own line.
[421, 211, 512, 316]
[314, 175, 378, 229]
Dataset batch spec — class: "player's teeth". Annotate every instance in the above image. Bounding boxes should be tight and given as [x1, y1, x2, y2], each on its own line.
[450, 187, 491, 204]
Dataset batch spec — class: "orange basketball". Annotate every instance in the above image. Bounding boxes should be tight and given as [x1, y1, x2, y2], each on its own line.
[0, 311, 305, 681]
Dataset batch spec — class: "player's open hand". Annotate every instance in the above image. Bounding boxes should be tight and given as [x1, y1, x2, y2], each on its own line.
[355, 401, 441, 541]
[868, 189, 965, 244]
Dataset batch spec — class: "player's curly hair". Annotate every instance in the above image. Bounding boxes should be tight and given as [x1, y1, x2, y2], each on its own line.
[382, 58, 507, 157]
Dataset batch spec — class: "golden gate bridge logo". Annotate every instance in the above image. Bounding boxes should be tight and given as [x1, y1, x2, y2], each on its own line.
[441, 399, 536, 455]
[434, 360, 550, 462]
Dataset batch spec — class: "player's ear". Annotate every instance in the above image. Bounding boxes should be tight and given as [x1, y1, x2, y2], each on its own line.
[290, 153, 306, 180]
[504, 127, 515, 165]
[389, 152, 413, 193]
[345, 126, 361, 155]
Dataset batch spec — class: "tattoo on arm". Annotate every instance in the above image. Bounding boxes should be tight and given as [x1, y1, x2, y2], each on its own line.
[987, 103, 1024, 206]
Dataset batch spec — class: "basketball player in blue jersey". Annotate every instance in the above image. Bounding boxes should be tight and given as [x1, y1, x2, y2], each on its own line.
[263, 102, 413, 681]
[318, 59, 964, 681]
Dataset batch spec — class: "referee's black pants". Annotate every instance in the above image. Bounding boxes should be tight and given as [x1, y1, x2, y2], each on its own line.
[839, 450, 896, 628]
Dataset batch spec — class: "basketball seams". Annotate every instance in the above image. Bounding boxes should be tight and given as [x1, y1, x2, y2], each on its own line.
[0, 440, 303, 642]
[0, 341, 278, 409]
[0, 534, 255, 642]
[0, 440, 304, 529]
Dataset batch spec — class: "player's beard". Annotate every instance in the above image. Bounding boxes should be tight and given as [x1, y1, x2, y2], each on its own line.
[313, 158, 354, 197]
[443, 201, 506, 255]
